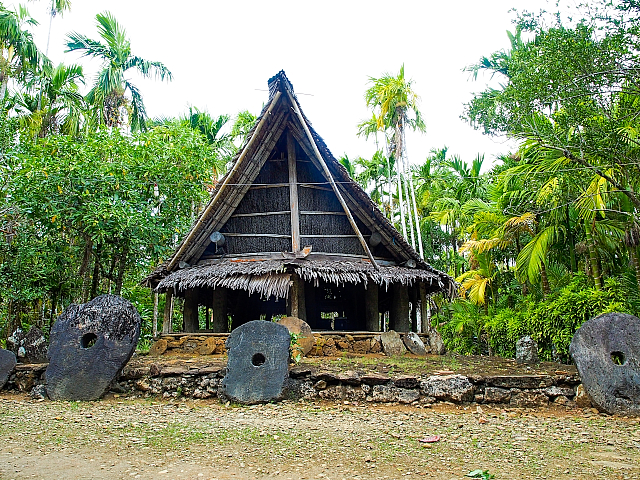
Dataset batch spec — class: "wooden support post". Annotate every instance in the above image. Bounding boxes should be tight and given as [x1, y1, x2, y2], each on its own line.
[365, 282, 380, 331]
[162, 290, 173, 334]
[152, 292, 159, 338]
[409, 285, 418, 333]
[419, 282, 428, 333]
[285, 90, 379, 269]
[288, 274, 306, 321]
[212, 287, 228, 332]
[183, 289, 199, 333]
[390, 283, 410, 332]
[287, 131, 301, 252]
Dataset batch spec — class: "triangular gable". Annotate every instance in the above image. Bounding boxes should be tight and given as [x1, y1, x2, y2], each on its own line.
[150, 71, 435, 285]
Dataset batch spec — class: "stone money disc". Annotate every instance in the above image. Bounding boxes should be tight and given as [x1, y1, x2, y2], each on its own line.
[46, 295, 141, 401]
[570, 312, 640, 415]
[220, 320, 290, 404]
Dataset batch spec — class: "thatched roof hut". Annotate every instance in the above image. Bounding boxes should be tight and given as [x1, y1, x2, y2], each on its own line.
[144, 71, 454, 334]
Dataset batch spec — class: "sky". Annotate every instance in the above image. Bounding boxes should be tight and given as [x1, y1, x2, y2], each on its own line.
[17, 0, 553, 170]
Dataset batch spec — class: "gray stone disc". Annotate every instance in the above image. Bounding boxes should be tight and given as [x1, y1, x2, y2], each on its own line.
[0, 348, 17, 389]
[569, 312, 640, 415]
[381, 330, 407, 356]
[403, 332, 427, 356]
[220, 320, 290, 404]
[45, 294, 141, 401]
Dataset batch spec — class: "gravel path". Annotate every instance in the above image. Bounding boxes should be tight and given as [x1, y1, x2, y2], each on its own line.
[1, 393, 638, 480]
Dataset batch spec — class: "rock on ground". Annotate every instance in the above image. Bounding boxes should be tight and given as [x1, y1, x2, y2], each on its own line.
[403, 332, 427, 356]
[421, 374, 475, 403]
[380, 330, 407, 356]
[7, 326, 48, 363]
[516, 335, 539, 364]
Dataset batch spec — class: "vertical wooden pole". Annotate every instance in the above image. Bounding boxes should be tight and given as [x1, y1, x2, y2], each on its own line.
[183, 290, 199, 333]
[419, 282, 428, 334]
[287, 131, 301, 252]
[390, 283, 410, 332]
[409, 286, 418, 333]
[152, 292, 159, 338]
[212, 287, 228, 332]
[289, 274, 306, 321]
[162, 290, 173, 334]
[365, 283, 379, 331]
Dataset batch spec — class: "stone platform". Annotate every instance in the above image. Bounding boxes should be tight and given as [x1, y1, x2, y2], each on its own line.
[3, 355, 584, 409]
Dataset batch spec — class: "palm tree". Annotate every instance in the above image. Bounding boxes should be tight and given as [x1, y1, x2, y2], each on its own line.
[17, 62, 85, 137]
[0, 5, 45, 103]
[65, 11, 172, 131]
[362, 65, 426, 257]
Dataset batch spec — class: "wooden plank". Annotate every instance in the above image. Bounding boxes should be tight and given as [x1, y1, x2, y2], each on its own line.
[289, 127, 412, 265]
[300, 211, 346, 215]
[230, 211, 290, 218]
[223, 233, 292, 238]
[287, 131, 301, 252]
[299, 184, 333, 192]
[285, 96, 379, 269]
[248, 183, 289, 189]
[301, 234, 364, 238]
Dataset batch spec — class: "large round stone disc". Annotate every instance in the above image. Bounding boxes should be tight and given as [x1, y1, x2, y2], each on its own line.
[46, 295, 141, 401]
[220, 320, 290, 404]
[277, 317, 314, 355]
[570, 312, 640, 415]
[0, 348, 17, 389]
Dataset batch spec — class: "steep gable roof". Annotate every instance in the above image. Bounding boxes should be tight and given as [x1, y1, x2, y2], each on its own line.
[144, 71, 453, 296]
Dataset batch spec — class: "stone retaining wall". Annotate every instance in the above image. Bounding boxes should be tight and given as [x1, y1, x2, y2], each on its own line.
[153, 333, 428, 357]
[4, 362, 583, 408]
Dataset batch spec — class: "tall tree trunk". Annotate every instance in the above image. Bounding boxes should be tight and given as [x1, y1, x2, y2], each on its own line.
[407, 163, 424, 259]
[630, 247, 640, 291]
[565, 205, 577, 273]
[49, 290, 58, 333]
[90, 243, 102, 299]
[540, 261, 551, 297]
[585, 220, 602, 290]
[114, 246, 128, 296]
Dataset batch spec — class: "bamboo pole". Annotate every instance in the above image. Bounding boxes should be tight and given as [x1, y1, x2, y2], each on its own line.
[285, 90, 379, 270]
[167, 91, 283, 271]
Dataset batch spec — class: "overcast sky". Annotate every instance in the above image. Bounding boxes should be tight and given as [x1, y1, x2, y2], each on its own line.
[18, 0, 553, 170]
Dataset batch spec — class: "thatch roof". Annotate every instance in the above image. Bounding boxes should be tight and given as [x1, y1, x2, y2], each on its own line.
[144, 71, 455, 297]
[156, 258, 454, 300]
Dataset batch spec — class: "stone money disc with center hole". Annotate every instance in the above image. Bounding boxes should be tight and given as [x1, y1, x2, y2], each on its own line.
[45, 294, 141, 401]
[570, 312, 640, 415]
[276, 316, 314, 355]
[0, 348, 17, 389]
[220, 320, 290, 404]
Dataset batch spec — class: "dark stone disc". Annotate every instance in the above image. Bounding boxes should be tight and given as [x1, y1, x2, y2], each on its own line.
[220, 320, 290, 404]
[45, 294, 141, 401]
[0, 348, 17, 389]
[570, 312, 640, 415]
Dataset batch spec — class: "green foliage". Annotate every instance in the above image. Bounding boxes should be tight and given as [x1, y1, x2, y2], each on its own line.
[439, 273, 635, 360]
[466, 470, 495, 480]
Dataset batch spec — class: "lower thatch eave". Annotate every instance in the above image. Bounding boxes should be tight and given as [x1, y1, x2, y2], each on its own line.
[155, 259, 454, 300]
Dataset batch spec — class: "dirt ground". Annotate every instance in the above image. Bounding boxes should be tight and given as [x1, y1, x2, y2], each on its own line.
[1, 392, 638, 480]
